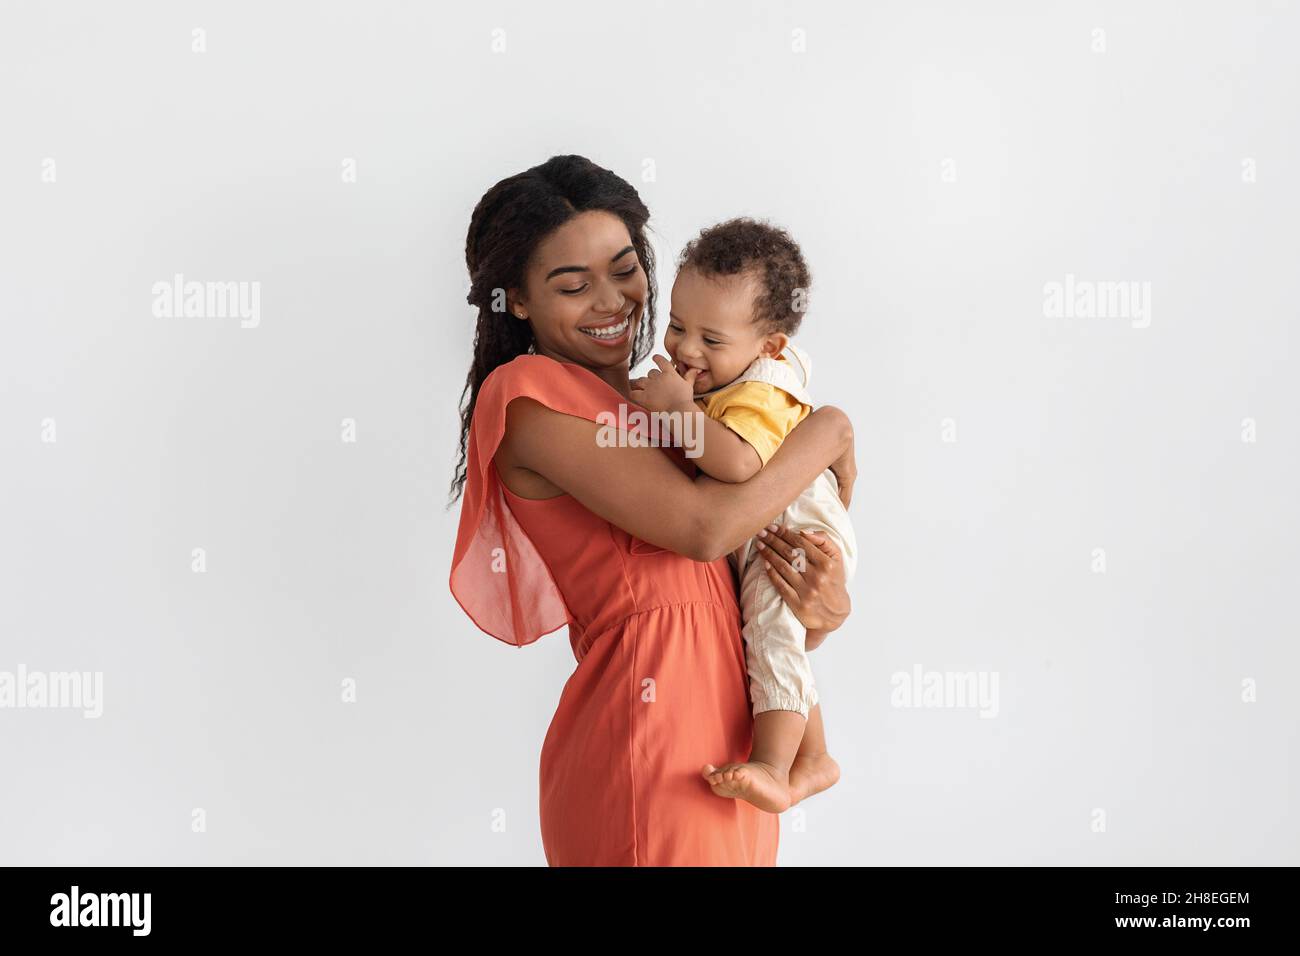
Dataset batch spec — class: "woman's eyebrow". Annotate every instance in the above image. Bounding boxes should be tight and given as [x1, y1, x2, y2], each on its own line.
[545, 245, 636, 281]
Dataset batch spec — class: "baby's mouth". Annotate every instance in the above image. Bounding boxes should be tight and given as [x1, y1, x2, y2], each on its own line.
[675, 360, 706, 379]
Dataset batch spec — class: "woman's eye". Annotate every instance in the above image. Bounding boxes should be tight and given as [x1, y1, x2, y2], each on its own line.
[559, 285, 588, 295]
[614, 265, 638, 278]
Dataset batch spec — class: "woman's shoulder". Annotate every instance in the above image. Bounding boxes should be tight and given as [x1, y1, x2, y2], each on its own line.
[477, 353, 621, 418]
[480, 352, 562, 392]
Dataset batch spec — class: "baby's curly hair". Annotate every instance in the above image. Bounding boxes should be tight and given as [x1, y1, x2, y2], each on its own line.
[677, 217, 811, 335]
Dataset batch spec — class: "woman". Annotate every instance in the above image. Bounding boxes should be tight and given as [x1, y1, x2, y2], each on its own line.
[449, 155, 855, 866]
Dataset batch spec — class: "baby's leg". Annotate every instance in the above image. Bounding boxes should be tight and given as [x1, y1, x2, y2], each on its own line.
[790, 703, 841, 806]
[783, 472, 857, 805]
[703, 714, 802, 815]
[702, 535, 816, 813]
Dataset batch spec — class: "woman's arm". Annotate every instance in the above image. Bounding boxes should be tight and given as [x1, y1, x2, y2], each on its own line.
[498, 398, 853, 562]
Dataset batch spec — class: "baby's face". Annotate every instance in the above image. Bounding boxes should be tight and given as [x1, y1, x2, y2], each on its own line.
[666, 267, 778, 394]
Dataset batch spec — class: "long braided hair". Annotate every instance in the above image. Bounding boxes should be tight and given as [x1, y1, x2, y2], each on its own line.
[450, 155, 657, 503]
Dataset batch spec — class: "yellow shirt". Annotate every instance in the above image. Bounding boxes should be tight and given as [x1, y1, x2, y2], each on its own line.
[697, 371, 811, 466]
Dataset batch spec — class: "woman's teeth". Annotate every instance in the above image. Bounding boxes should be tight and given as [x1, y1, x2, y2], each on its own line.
[578, 316, 630, 339]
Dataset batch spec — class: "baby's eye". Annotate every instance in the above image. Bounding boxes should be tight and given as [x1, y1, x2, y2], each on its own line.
[704, 338, 722, 347]
[667, 324, 683, 333]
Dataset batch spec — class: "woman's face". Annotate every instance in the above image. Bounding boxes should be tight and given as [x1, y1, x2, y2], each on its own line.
[511, 210, 648, 372]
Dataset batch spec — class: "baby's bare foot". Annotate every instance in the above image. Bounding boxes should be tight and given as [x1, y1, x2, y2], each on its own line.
[788, 752, 840, 806]
[700, 761, 792, 814]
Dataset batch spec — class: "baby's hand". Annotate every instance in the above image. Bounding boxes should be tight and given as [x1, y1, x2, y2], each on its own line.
[630, 355, 699, 413]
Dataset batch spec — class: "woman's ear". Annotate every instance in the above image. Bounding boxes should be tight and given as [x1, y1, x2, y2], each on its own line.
[759, 331, 789, 358]
[506, 288, 528, 321]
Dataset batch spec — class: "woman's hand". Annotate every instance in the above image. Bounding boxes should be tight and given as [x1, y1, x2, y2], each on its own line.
[755, 525, 851, 641]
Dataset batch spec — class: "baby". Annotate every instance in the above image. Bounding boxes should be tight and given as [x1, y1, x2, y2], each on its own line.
[630, 218, 857, 813]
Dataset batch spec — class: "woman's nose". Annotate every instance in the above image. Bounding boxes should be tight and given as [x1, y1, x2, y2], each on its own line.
[591, 280, 624, 316]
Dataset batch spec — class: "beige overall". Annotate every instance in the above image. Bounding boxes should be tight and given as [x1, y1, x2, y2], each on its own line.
[724, 344, 858, 718]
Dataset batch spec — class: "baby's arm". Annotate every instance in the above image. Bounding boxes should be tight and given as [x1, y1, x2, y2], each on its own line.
[686, 413, 764, 483]
[629, 355, 764, 483]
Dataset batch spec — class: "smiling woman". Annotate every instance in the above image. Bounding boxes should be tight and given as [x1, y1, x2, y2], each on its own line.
[518, 218, 643, 352]
[448, 155, 855, 865]
[451, 157, 658, 503]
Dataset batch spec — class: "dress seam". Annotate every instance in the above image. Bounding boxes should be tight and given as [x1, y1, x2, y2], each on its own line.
[601, 598, 734, 628]
[628, 614, 640, 866]
[574, 600, 736, 661]
[607, 526, 641, 866]
[608, 527, 641, 617]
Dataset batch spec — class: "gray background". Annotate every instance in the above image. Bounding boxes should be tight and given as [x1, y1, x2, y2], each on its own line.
[1, 0, 1296, 865]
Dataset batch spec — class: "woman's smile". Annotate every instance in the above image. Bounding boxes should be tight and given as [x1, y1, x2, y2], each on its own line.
[578, 306, 635, 347]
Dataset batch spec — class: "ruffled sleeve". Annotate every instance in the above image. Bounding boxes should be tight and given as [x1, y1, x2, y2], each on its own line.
[450, 354, 659, 647]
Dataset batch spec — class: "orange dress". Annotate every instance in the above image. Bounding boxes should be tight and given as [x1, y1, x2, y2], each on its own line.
[451, 354, 779, 866]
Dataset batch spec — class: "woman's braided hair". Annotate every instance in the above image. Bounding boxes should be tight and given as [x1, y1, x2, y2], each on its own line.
[451, 155, 657, 503]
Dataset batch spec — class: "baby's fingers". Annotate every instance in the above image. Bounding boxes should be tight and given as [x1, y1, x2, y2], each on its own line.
[650, 354, 681, 377]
